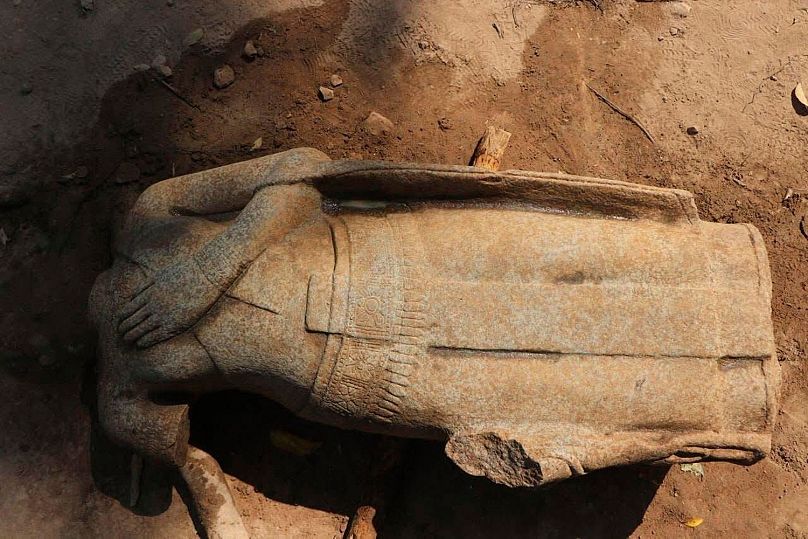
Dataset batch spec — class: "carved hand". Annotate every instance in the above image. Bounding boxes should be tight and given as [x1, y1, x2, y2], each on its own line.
[117, 258, 223, 348]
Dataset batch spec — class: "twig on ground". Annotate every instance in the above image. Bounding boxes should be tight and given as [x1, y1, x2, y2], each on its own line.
[742, 57, 795, 113]
[727, 172, 748, 189]
[153, 77, 201, 111]
[585, 82, 656, 144]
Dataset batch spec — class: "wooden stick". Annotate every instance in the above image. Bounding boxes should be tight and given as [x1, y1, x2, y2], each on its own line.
[345, 506, 377, 539]
[470, 126, 512, 171]
[180, 446, 249, 539]
[585, 82, 656, 144]
[153, 77, 201, 111]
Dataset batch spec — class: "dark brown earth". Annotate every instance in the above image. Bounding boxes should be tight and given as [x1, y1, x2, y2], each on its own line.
[1, 1, 807, 537]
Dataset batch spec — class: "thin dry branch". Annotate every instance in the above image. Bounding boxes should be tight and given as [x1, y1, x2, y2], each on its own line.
[585, 82, 656, 144]
[153, 77, 201, 111]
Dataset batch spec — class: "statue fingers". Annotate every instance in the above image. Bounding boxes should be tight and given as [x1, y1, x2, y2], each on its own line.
[136, 327, 172, 349]
[119, 306, 151, 334]
[123, 315, 160, 344]
[118, 290, 151, 321]
[127, 280, 154, 299]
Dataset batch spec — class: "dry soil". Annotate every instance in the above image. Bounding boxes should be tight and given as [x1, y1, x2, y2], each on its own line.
[1, 1, 807, 537]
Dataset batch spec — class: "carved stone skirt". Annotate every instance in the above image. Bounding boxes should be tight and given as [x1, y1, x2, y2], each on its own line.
[299, 205, 778, 486]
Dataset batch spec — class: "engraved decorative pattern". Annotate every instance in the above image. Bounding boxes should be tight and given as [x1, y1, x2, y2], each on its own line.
[320, 213, 428, 422]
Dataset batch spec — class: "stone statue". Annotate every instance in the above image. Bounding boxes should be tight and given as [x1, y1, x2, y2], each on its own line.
[90, 148, 780, 492]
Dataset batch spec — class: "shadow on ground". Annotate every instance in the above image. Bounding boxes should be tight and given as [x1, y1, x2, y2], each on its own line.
[189, 391, 665, 538]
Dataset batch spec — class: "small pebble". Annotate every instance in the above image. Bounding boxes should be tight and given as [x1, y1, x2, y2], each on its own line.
[20, 82, 32, 95]
[686, 126, 699, 136]
[151, 54, 167, 68]
[166, 0, 174, 5]
[243, 40, 258, 59]
[318, 86, 334, 101]
[362, 111, 394, 136]
[438, 117, 452, 130]
[156, 64, 172, 78]
[330, 74, 343, 87]
[670, 1, 691, 18]
[669, 27, 679, 36]
[80, 0, 94, 11]
[213, 64, 235, 89]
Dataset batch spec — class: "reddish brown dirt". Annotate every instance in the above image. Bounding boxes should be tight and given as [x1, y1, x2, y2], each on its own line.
[1, 1, 806, 537]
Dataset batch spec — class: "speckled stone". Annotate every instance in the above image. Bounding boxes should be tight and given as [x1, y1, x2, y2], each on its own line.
[90, 148, 780, 486]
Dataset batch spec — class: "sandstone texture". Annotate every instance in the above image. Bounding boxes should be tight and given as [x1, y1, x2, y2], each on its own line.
[90, 148, 779, 487]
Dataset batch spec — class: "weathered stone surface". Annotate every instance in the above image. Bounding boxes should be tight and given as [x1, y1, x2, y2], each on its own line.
[213, 64, 235, 89]
[242, 40, 258, 59]
[361, 111, 393, 135]
[89, 148, 780, 486]
[155, 64, 172, 79]
[318, 86, 334, 101]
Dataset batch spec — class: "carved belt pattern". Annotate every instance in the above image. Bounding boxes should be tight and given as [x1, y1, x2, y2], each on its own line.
[311, 213, 427, 423]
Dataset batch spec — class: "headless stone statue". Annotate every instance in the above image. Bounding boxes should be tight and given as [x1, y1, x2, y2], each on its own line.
[90, 148, 780, 487]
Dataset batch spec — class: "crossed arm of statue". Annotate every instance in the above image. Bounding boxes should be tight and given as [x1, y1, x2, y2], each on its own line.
[115, 148, 330, 347]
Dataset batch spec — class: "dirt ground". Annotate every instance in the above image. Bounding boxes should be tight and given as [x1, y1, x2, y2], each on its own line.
[1, 0, 807, 537]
